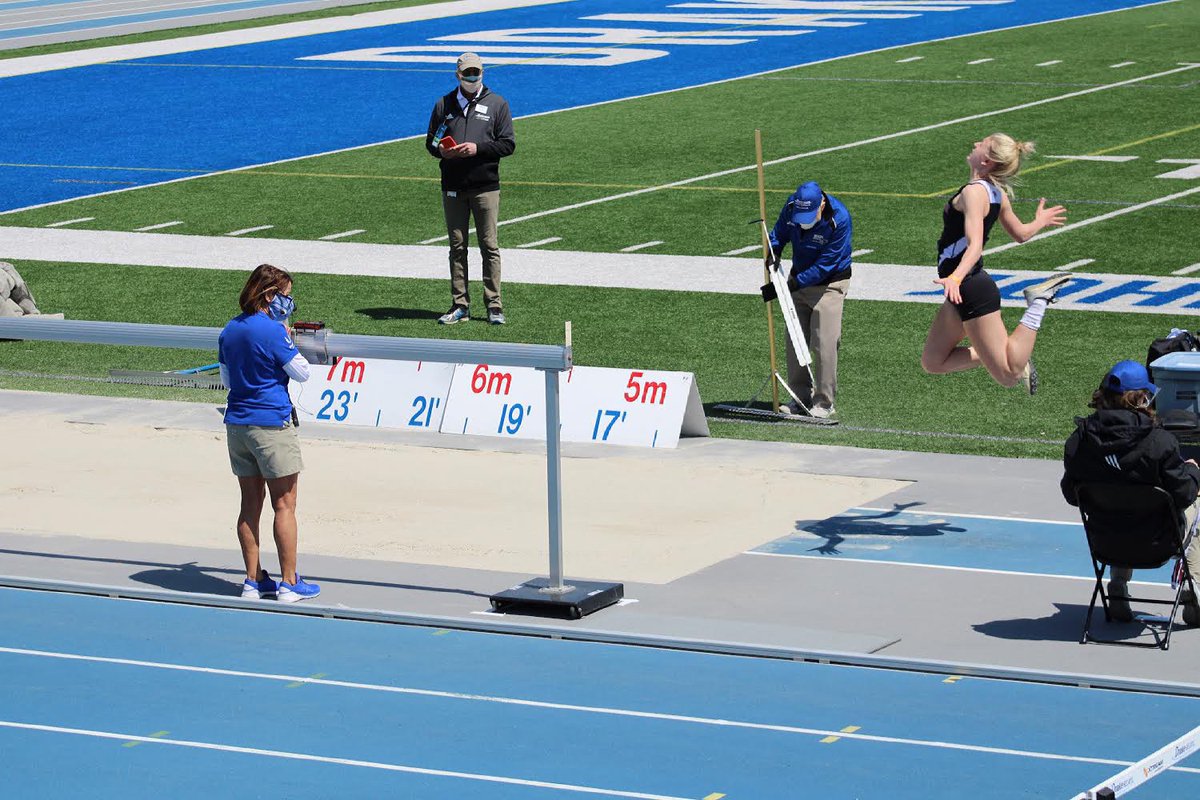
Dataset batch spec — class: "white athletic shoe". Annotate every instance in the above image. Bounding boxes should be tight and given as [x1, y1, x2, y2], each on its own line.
[1023, 273, 1073, 306]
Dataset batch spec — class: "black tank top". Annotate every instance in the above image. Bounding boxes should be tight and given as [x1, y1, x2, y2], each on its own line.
[936, 180, 1002, 278]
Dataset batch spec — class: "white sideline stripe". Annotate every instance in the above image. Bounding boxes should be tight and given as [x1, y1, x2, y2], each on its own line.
[851, 248, 874, 257]
[515, 236, 562, 248]
[1057, 259, 1094, 271]
[1173, 263, 1200, 276]
[224, 225, 273, 237]
[722, 244, 761, 256]
[44, 217, 93, 227]
[855, 506, 1080, 526]
[1046, 155, 1138, 163]
[1036, 60, 1062, 66]
[319, 229, 365, 241]
[2, 5, 1185, 223]
[620, 240, 663, 253]
[0, 647, 1189, 773]
[984, 185, 1200, 255]
[967, 58, 994, 64]
[1110, 61, 1137, 68]
[741, 552, 1176, 587]
[896, 56, 924, 63]
[133, 220, 183, 232]
[0, 721, 689, 800]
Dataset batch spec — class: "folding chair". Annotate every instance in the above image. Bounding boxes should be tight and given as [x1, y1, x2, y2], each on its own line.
[1076, 482, 1198, 650]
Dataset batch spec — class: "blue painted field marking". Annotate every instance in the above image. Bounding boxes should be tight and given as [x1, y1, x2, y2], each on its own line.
[1, 588, 1200, 798]
[0, 0, 1163, 211]
[751, 505, 1176, 582]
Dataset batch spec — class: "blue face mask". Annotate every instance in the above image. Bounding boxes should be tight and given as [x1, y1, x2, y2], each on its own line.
[268, 293, 295, 321]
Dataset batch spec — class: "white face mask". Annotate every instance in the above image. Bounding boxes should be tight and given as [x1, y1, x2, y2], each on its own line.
[798, 219, 817, 231]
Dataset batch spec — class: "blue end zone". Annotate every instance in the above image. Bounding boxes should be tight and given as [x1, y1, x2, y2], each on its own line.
[752, 505, 1176, 582]
[0, 0, 1162, 211]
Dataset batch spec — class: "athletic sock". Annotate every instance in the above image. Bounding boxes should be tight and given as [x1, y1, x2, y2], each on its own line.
[1020, 298, 1048, 332]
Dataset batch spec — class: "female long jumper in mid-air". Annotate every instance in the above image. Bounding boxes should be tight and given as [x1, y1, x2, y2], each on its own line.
[920, 133, 1072, 394]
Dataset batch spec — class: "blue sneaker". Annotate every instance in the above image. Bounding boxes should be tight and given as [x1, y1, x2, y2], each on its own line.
[241, 570, 278, 600]
[277, 575, 321, 603]
[437, 306, 469, 325]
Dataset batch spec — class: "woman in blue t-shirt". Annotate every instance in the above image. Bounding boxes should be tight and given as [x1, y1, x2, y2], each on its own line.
[218, 264, 319, 603]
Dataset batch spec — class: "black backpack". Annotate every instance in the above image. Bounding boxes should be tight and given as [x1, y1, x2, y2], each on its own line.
[1147, 330, 1200, 369]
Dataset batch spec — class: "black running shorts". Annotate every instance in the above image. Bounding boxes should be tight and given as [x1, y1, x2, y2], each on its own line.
[950, 268, 1001, 322]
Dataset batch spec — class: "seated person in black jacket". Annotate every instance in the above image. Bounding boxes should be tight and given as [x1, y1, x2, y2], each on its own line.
[1061, 359, 1200, 624]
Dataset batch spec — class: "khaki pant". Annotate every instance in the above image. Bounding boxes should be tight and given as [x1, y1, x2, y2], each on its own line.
[443, 189, 502, 311]
[784, 276, 849, 412]
[0, 262, 39, 317]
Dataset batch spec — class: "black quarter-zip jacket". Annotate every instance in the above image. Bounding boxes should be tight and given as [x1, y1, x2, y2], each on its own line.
[425, 86, 515, 193]
[1060, 408, 1200, 512]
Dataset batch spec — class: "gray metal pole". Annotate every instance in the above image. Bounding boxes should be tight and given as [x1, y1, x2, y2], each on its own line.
[542, 367, 569, 594]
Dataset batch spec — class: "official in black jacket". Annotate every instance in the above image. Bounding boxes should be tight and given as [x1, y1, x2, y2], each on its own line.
[425, 52, 516, 326]
[1061, 359, 1200, 623]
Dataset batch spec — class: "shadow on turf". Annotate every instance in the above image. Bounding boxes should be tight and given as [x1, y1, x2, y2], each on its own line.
[357, 307, 442, 321]
[793, 503, 965, 555]
[0, 547, 491, 599]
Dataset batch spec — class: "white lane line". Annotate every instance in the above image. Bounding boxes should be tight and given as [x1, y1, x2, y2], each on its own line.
[319, 229, 365, 241]
[418, 232, 456, 245]
[984, 185, 1200, 255]
[421, 63, 1200, 241]
[620, 240, 663, 253]
[967, 58, 994, 65]
[224, 225, 273, 237]
[722, 244, 761, 256]
[516, 236, 562, 248]
[1057, 259, 1095, 271]
[1036, 60, 1062, 67]
[0, 721, 689, 800]
[133, 220, 183, 232]
[1110, 61, 1137, 68]
[0, 647, 1191, 773]
[851, 248, 874, 257]
[855, 506, 1080, 526]
[1173, 264, 1200, 276]
[1046, 155, 1138, 163]
[896, 56, 923, 63]
[741, 551, 1176, 588]
[44, 217, 93, 227]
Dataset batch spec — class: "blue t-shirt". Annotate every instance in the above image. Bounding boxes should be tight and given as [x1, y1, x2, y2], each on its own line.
[218, 312, 299, 426]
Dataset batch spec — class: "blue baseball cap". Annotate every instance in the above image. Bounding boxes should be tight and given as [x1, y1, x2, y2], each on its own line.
[790, 181, 824, 227]
[1103, 360, 1157, 394]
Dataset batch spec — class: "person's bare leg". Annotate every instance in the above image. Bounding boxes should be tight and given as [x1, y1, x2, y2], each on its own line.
[236, 476, 267, 581]
[267, 474, 299, 584]
[920, 302, 978, 375]
[964, 313, 1036, 387]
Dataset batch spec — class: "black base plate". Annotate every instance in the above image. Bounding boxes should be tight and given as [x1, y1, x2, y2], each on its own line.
[489, 577, 624, 619]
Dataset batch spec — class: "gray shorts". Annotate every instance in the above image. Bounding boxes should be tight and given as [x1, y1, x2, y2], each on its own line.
[226, 423, 304, 479]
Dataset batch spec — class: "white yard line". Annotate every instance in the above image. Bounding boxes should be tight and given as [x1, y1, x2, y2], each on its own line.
[44, 217, 93, 227]
[1173, 264, 1200, 276]
[1046, 155, 1137, 163]
[851, 248, 874, 257]
[1109, 61, 1137, 68]
[133, 220, 184, 232]
[1056, 259, 1094, 271]
[895, 56, 924, 63]
[984, 185, 1200, 255]
[620, 240, 663, 253]
[318, 229, 365, 241]
[515, 236, 562, 248]
[722, 244, 761, 256]
[224, 225, 273, 237]
[967, 58, 994, 65]
[1036, 60, 1062, 67]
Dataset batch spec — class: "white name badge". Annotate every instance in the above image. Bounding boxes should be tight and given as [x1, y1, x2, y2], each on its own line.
[439, 363, 546, 440]
[290, 357, 455, 431]
[559, 366, 708, 448]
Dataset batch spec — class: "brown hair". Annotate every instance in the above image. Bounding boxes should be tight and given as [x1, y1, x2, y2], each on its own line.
[238, 264, 292, 315]
[982, 132, 1036, 197]
[1090, 387, 1155, 417]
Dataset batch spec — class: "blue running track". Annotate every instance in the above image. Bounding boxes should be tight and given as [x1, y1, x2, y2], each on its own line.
[1, 586, 1199, 797]
[0, 0, 1161, 211]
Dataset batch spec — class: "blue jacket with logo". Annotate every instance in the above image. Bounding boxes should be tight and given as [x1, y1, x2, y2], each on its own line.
[768, 191, 853, 288]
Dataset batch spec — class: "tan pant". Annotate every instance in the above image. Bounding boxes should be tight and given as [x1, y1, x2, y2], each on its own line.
[443, 189, 502, 311]
[784, 276, 849, 412]
[0, 262, 39, 317]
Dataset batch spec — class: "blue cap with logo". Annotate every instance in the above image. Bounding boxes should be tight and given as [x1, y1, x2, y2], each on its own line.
[1103, 359, 1157, 395]
[790, 181, 824, 227]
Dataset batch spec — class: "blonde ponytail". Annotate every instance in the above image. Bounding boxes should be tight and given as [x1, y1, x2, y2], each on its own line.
[983, 133, 1034, 196]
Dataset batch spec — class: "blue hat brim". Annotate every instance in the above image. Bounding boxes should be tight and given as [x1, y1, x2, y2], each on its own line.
[792, 209, 819, 227]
